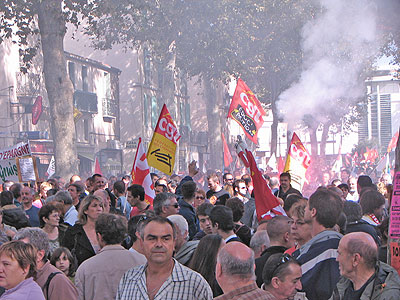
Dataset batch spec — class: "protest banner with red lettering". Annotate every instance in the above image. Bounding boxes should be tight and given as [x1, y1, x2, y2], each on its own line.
[389, 172, 400, 274]
[0, 142, 31, 161]
[147, 104, 181, 175]
[283, 133, 311, 192]
[132, 138, 155, 205]
[228, 78, 266, 144]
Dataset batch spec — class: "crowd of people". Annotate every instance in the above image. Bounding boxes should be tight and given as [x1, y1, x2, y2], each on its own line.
[0, 163, 398, 300]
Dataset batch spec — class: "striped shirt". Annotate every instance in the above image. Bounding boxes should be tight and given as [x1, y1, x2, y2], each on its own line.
[116, 259, 213, 300]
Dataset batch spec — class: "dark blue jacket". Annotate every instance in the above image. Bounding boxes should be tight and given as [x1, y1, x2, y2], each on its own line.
[178, 199, 199, 240]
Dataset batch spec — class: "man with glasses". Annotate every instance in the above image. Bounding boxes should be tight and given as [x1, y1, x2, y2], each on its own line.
[262, 253, 302, 300]
[215, 242, 274, 299]
[153, 192, 179, 218]
[222, 173, 234, 196]
[233, 179, 256, 229]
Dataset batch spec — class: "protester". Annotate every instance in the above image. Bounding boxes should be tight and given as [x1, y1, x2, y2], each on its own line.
[15, 227, 78, 300]
[75, 213, 146, 300]
[39, 203, 62, 255]
[215, 242, 272, 299]
[193, 202, 214, 240]
[359, 189, 386, 226]
[274, 172, 301, 201]
[116, 216, 213, 299]
[189, 234, 224, 297]
[287, 201, 312, 254]
[347, 177, 358, 201]
[113, 180, 131, 219]
[153, 192, 179, 218]
[179, 181, 200, 239]
[127, 184, 152, 217]
[194, 188, 206, 208]
[0, 191, 29, 230]
[210, 205, 242, 243]
[50, 247, 76, 279]
[61, 195, 104, 266]
[206, 174, 230, 205]
[126, 215, 147, 261]
[250, 230, 270, 259]
[225, 197, 252, 246]
[0, 240, 44, 300]
[21, 186, 40, 227]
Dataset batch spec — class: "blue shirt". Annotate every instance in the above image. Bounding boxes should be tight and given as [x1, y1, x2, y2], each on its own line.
[25, 205, 40, 227]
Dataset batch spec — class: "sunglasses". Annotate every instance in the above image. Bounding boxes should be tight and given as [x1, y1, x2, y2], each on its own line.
[270, 253, 292, 278]
[196, 196, 205, 200]
[166, 203, 179, 208]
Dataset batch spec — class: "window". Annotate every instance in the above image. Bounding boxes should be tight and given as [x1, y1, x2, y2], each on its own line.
[84, 119, 89, 141]
[82, 66, 88, 91]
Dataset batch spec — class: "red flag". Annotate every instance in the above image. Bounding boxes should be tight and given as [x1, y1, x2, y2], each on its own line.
[32, 96, 43, 125]
[131, 138, 155, 205]
[278, 157, 285, 174]
[94, 157, 103, 176]
[245, 149, 286, 221]
[228, 78, 266, 144]
[388, 131, 399, 152]
[222, 133, 233, 168]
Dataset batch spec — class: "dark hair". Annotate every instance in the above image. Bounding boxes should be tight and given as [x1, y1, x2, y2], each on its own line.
[357, 175, 373, 189]
[233, 179, 245, 192]
[181, 181, 197, 199]
[359, 190, 385, 215]
[338, 183, 349, 191]
[196, 202, 214, 218]
[127, 184, 145, 201]
[343, 201, 362, 222]
[189, 234, 223, 294]
[38, 203, 60, 227]
[0, 191, 14, 206]
[91, 173, 103, 181]
[223, 173, 233, 180]
[95, 213, 127, 245]
[69, 183, 83, 194]
[10, 183, 22, 199]
[283, 193, 304, 213]
[241, 174, 252, 186]
[47, 188, 59, 197]
[262, 253, 300, 285]
[225, 197, 244, 222]
[280, 172, 291, 181]
[308, 188, 343, 228]
[139, 216, 176, 240]
[267, 215, 292, 242]
[128, 215, 147, 243]
[50, 247, 75, 277]
[113, 180, 126, 195]
[210, 205, 234, 232]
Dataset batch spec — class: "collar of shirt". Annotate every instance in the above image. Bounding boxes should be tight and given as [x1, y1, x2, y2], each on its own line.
[225, 234, 238, 243]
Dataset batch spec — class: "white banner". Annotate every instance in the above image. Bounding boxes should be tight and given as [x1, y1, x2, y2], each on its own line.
[0, 142, 31, 160]
[0, 160, 19, 184]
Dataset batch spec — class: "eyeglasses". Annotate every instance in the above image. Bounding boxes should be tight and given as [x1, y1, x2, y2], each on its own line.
[166, 203, 179, 208]
[239, 187, 247, 190]
[196, 196, 205, 200]
[270, 253, 292, 279]
[226, 178, 234, 181]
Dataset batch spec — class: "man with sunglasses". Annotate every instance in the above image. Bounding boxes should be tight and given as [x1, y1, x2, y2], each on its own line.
[262, 253, 302, 300]
[153, 193, 179, 218]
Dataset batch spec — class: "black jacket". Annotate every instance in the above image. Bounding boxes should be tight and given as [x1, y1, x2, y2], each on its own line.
[255, 245, 288, 287]
[2, 205, 30, 229]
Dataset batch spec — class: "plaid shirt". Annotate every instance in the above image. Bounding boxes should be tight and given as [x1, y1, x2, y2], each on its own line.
[116, 259, 212, 300]
[214, 283, 276, 300]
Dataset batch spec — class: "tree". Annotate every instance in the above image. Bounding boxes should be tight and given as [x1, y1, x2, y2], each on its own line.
[0, 0, 83, 178]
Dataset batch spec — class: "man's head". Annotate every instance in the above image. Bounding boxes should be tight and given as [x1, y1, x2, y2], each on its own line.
[250, 230, 270, 258]
[92, 174, 106, 191]
[267, 215, 294, 248]
[337, 232, 378, 282]
[304, 188, 343, 229]
[127, 184, 145, 207]
[67, 183, 83, 201]
[154, 180, 168, 195]
[15, 228, 50, 265]
[233, 179, 247, 197]
[21, 186, 34, 207]
[113, 180, 126, 197]
[223, 173, 234, 186]
[338, 183, 349, 199]
[153, 192, 179, 217]
[138, 216, 176, 265]
[357, 175, 373, 194]
[210, 205, 234, 234]
[347, 177, 357, 193]
[262, 253, 302, 300]
[207, 174, 221, 192]
[69, 175, 81, 184]
[181, 181, 197, 200]
[269, 177, 279, 189]
[279, 173, 291, 191]
[216, 242, 255, 289]
[359, 189, 386, 221]
[10, 183, 22, 201]
[341, 169, 350, 183]
[95, 213, 127, 248]
[167, 214, 189, 252]
[196, 202, 214, 235]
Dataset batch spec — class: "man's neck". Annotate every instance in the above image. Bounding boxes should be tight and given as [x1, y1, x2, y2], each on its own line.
[147, 258, 174, 276]
[352, 267, 376, 290]
[218, 230, 235, 240]
[214, 186, 222, 193]
[131, 241, 144, 254]
[23, 203, 32, 210]
[183, 197, 194, 205]
[311, 221, 329, 237]
[136, 201, 148, 210]
[219, 277, 254, 294]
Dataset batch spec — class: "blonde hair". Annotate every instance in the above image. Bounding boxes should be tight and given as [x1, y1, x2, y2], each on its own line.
[77, 195, 103, 225]
[0, 241, 37, 279]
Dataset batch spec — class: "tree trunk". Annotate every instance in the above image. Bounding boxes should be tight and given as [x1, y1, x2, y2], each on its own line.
[271, 99, 278, 156]
[204, 78, 222, 171]
[308, 127, 318, 157]
[38, 0, 78, 179]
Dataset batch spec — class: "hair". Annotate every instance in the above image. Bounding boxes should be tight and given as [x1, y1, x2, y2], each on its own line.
[91, 173, 103, 181]
[77, 195, 104, 225]
[207, 174, 220, 183]
[10, 183, 22, 199]
[280, 172, 291, 181]
[181, 181, 197, 199]
[0, 191, 14, 206]
[359, 190, 386, 215]
[50, 247, 75, 277]
[210, 205, 234, 232]
[250, 230, 270, 254]
[153, 192, 176, 215]
[0, 240, 37, 279]
[128, 215, 146, 243]
[283, 193, 304, 213]
[346, 236, 378, 269]
[113, 180, 126, 195]
[343, 201, 362, 222]
[155, 181, 168, 192]
[38, 203, 59, 227]
[167, 214, 188, 236]
[195, 188, 206, 198]
[150, 173, 159, 181]
[47, 178, 60, 190]
[95, 213, 127, 245]
[127, 184, 145, 201]
[358, 175, 373, 189]
[233, 179, 245, 192]
[15, 227, 50, 259]
[225, 197, 245, 222]
[289, 201, 307, 220]
[54, 190, 73, 205]
[69, 183, 83, 194]
[338, 183, 349, 191]
[217, 244, 255, 278]
[189, 234, 223, 292]
[262, 253, 300, 285]
[47, 188, 59, 197]
[269, 177, 279, 187]
[196, 202, 213, 218]
[40, 182, 52, 192]
[241, 174, 252, 186]
[267, 215, 292, 242]
[308, 188, 343, 228]
[331, 179, 341, 186]
[139, 216, 176, 240]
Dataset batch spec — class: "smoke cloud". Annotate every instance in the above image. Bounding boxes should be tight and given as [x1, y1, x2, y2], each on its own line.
[278, 0, 383, 128]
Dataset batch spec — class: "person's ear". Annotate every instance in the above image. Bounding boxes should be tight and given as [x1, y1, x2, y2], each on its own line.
[36, 249, 46, 264]
[311, 207, 317, 218]
[353, 253, 361, 267]
[271, 277, 281, 289]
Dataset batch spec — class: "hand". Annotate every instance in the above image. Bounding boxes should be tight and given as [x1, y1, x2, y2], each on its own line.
[188, 160, 199, 177]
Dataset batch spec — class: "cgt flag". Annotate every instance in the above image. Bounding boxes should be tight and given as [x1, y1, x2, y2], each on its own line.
[228, 78, 266, 144]
[283, 133, 311, 192]
[132, 138, 155, 205]
[147, 104, 181, 175]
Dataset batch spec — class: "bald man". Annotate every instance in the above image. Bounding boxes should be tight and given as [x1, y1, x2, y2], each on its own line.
[330, 232, 400, 300]
[215, 242, 275, 300]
